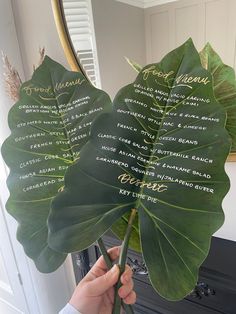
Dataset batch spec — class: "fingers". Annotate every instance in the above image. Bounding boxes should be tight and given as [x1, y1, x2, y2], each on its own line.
[118, 265, 136, 304]
[118, 279, 134, 299]
[87, 264, 120, 296]
[123, 291, 137, 305]
[107, 246, 121, 261]
[84, 261, 136, 305]
[120, 265, 133, 285]
[89, 246, 121, 278]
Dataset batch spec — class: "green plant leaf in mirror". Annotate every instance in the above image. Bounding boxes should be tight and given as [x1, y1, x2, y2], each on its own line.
[1, 56, 111, 272]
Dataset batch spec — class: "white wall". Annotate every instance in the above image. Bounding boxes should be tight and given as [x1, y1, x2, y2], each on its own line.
[215, 163, 236, 241]
[92, 0, 146, 98]
[11, 0, 69, 80]
[90, 0, 236, 101]
[0, 1, 24, 142]
[0, 1, 41, 308]
[145, 0, 236, 69]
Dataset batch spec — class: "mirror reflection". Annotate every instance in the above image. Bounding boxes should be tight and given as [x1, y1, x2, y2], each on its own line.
[62, 0, 236, 98]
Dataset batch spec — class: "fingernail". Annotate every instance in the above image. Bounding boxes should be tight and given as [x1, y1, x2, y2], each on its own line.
[111, 264, 117, 273]
[122, 275, 128, 283]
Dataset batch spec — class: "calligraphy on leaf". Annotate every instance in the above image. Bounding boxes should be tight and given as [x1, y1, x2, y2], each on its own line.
[48, 39, 231, 300]
[200, 43, 236, 151]
[128, 43, 236, 152]
[1, 56, 111, 272]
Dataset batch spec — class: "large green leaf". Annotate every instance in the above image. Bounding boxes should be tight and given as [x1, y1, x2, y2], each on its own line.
[48, 39, 231, 300]
[200, 43, 236, 151]
[128, 45, 236, 152]
[1, 56, 111, 272]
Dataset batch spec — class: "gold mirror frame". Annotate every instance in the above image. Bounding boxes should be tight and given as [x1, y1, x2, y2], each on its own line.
[51, 0, 236, 162]
[51, 0, 88, 78]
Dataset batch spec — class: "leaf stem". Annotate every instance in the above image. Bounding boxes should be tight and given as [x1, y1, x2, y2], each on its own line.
[112, 208, 137, 314]
[97, 237, 113, 268]
[97, 237, 134, 314]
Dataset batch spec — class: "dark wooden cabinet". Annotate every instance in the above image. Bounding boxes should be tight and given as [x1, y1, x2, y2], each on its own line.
[72, 236, 236, 314]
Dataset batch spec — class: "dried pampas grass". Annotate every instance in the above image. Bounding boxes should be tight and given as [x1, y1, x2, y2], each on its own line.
[33, 47, 45, 72]
[2, 47, 46, 102]
[2, 52, 22, 102]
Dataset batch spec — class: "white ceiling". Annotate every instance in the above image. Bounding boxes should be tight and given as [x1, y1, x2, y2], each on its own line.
[116, 0, 178, 9]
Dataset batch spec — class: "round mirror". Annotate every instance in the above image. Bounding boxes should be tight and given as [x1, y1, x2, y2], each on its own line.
[52, 0, 236, 160]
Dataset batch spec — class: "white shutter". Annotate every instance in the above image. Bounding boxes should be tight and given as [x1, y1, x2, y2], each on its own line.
[63, 0, 101, 87]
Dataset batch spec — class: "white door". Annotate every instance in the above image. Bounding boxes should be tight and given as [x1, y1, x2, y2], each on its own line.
[0, 157, 29, 314]
[0, 1, 35, 311]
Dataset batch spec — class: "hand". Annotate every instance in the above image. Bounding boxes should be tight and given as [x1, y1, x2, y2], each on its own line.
[69, 246, 136, 314]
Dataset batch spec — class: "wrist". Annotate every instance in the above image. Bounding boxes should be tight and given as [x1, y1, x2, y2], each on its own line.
[59, 303, 82, 314]
[69, 299, 83, 314]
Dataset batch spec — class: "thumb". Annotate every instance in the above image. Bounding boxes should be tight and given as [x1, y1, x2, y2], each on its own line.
[88, 264, 119, 295]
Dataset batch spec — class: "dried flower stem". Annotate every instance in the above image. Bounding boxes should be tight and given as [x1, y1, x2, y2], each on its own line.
[33, 47, 45, 71]
[2, 47, 46, 102]
[2, 52, 22, 102]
